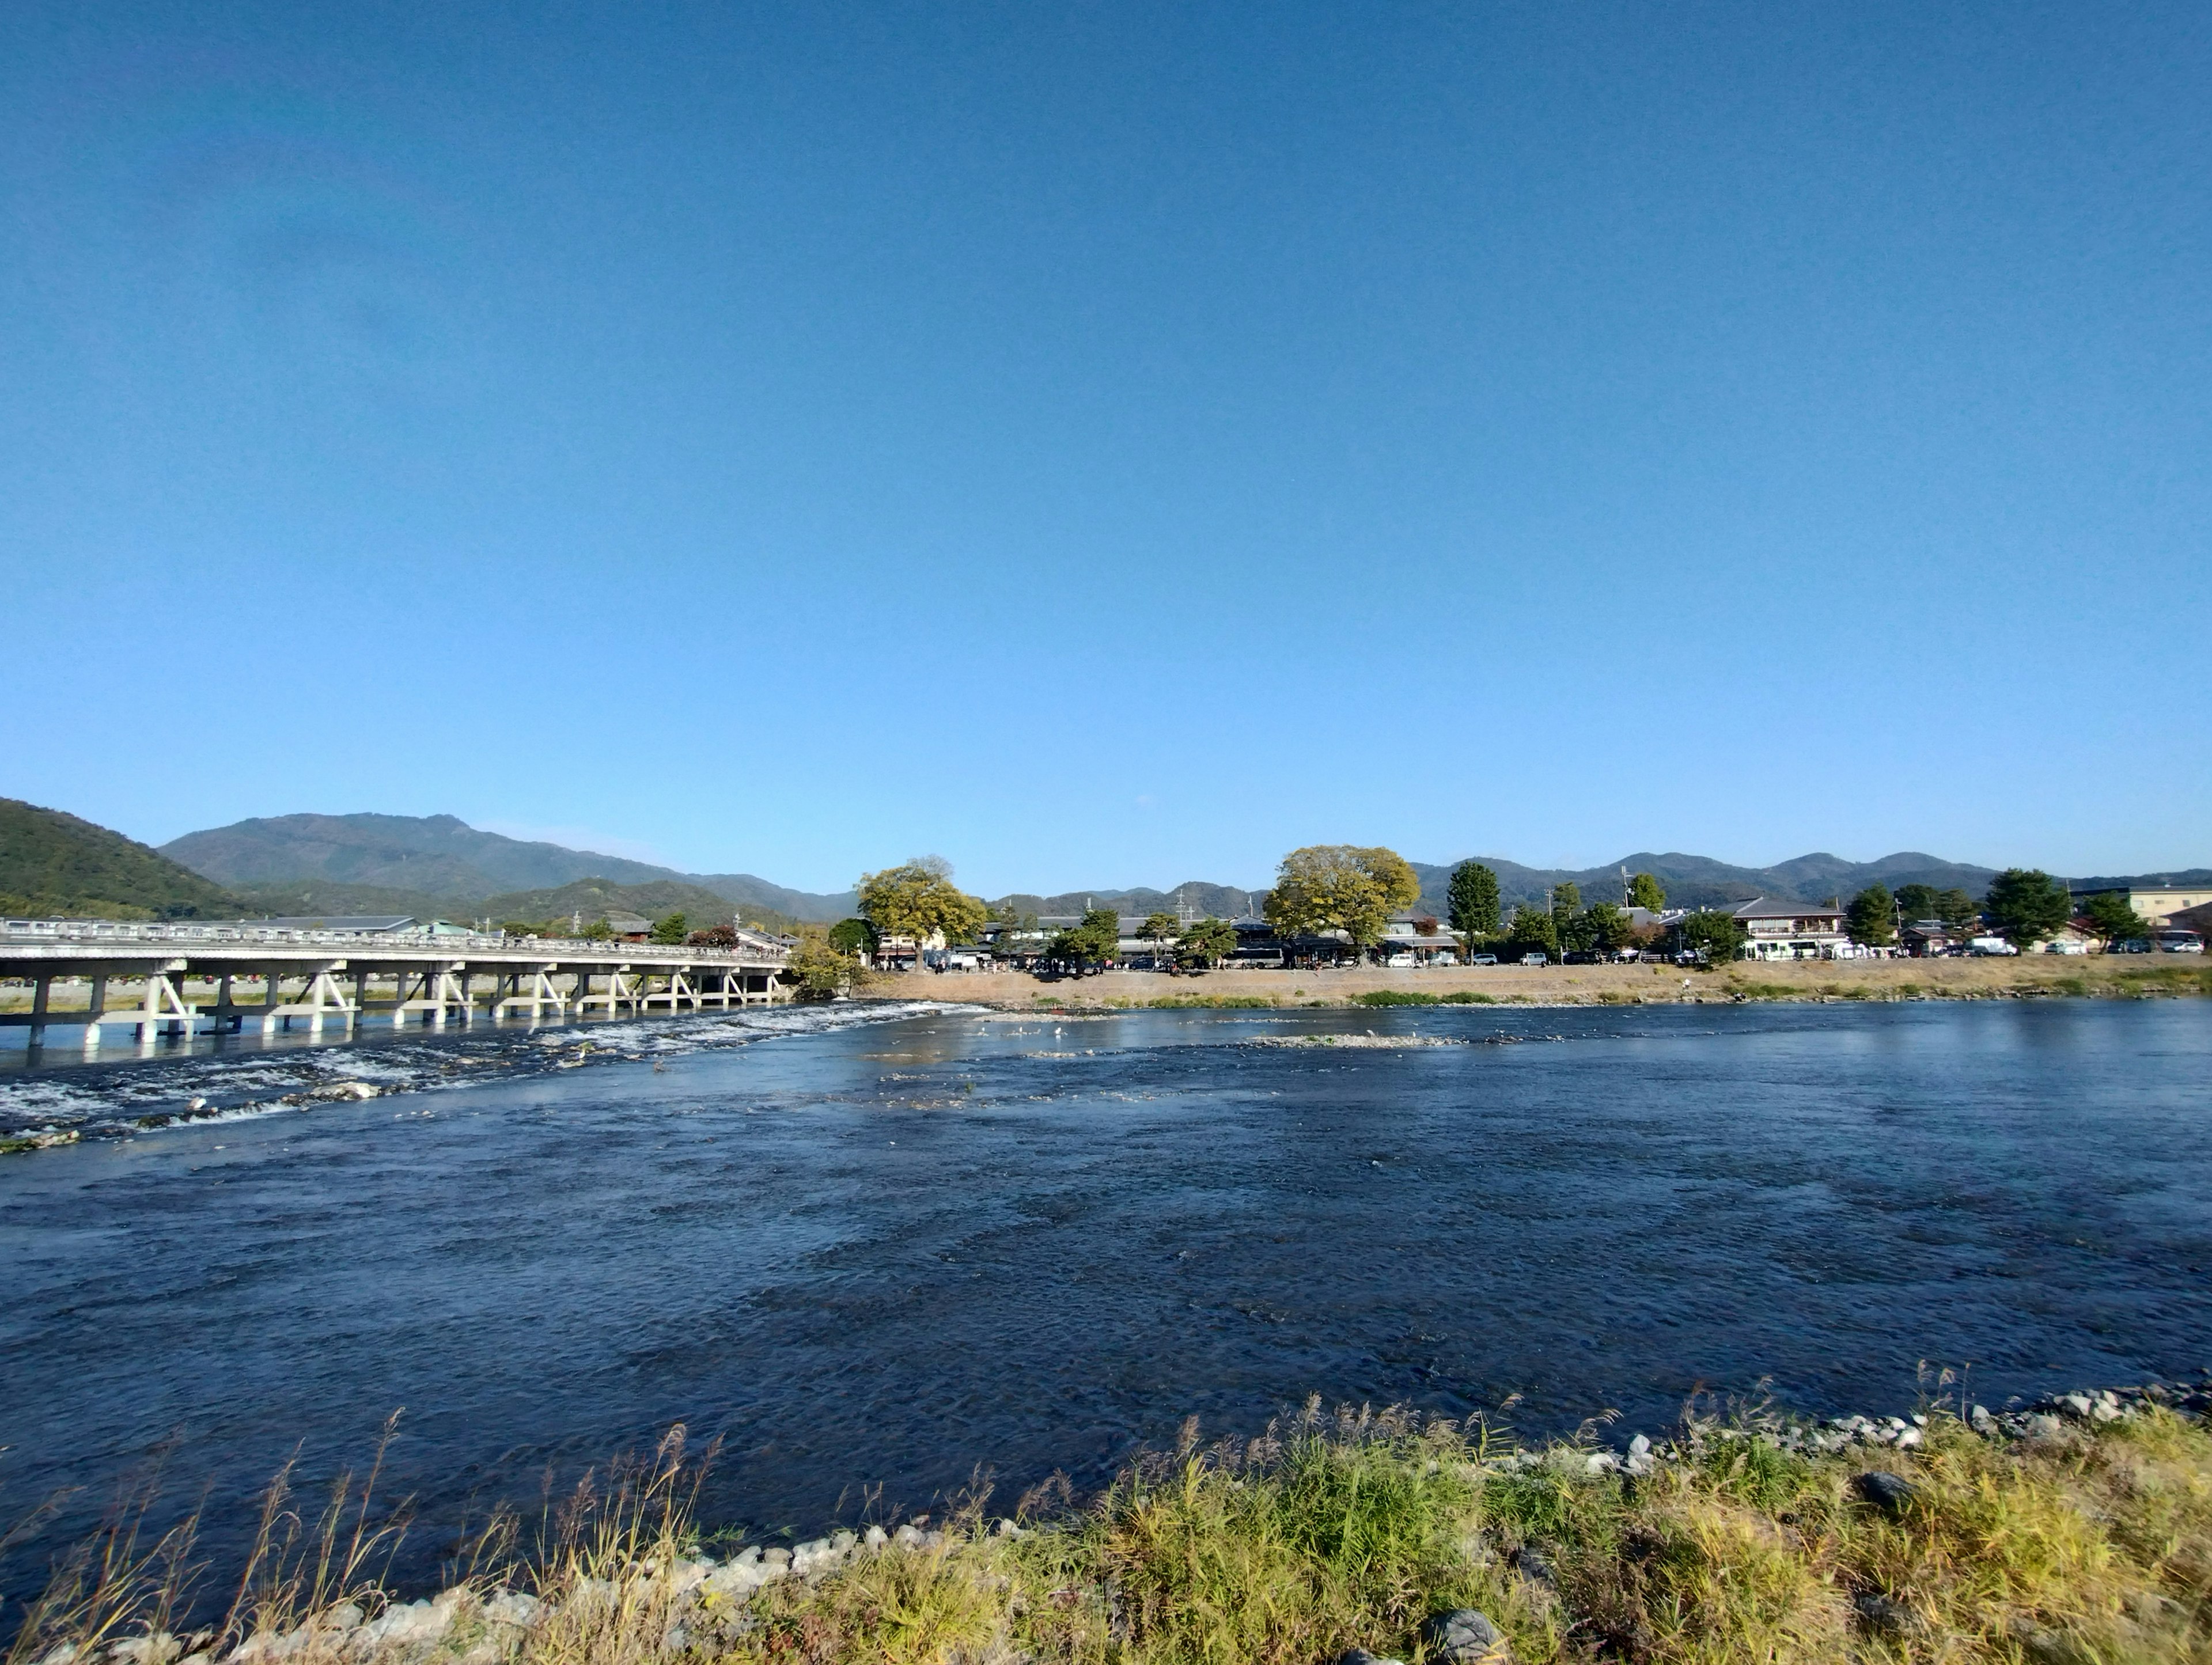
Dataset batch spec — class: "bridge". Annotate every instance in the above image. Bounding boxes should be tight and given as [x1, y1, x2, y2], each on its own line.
[0, 917, 793, 1049]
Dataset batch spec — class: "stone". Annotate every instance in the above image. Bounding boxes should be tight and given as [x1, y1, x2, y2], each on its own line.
[2027, 1413, 2066, 1441]
[1423, 1608, 1512, 1665]
[863, 1525, 888, 1549]
[2061, 1394, 2094, 1420]
[1513, 1547, 1556, 1590]
[1853, 1592, 1911, 1636]
[1894, 1425, 1923, 1448]
[1335, 1651, 1404, 1665]
[1583, 1452, 1618, 1475]
[893, 1523, 925, 1546]
[1851, 1471, 1917, 1516]
[1627, 1435, 1652, 1458]
[481, 1591, 541, 1629]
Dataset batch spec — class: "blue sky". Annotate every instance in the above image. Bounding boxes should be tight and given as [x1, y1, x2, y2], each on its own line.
[5, 2, 2206, 893]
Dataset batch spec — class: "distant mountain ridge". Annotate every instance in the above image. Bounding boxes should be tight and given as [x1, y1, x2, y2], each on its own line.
[157, 810, 2206, 929]
[2, 798, 242, 919]
[162, 812, 858, 921]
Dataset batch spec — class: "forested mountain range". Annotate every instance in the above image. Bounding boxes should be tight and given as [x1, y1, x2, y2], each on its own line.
[1, 798, 243, 919]
[1, 803, 2195, 928]
[162, 813, 859, 922]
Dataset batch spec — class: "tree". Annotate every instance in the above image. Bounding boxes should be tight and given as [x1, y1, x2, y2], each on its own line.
[649, 911, 688, 945]
[1934, 888, 1982, 932]
[1176, 916, 1237, 968]
[828, 917, 878, 957]
[2081, 891, 2142, 945]
[1581, 901, 1627, 953]
[1446, 861, 1501, 943]
[579, 917, 615, 942]
[857, 858, 990, 951]
[1262, 845, 1421, 955]
[1846, 883, 1896, 947]
[1505, 903, 1559, 961]
[1551, 882, 1581, 921]
[786, 928, 876, 1001]
[1142, 912, 1180, 964]
[1983, 868, 2071, 947]
[1627, 872, 1667, 911]
[1892, 883, 1940, 923]
[1047, 908, 1121, 972]
[686, 923, 738, 949]
[1676, 909, 1747, 964]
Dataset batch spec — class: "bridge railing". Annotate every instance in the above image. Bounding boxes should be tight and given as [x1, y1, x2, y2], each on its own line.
[0, 917, 789, 963]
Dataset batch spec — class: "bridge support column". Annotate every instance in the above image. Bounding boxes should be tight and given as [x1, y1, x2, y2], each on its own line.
[27, 973, 51, 1049]
[87, 964, 195, 1049]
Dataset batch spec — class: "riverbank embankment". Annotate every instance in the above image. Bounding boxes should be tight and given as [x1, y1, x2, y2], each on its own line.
[866, 954, 2212, 1010]
[23, 1380, 2212, 1665]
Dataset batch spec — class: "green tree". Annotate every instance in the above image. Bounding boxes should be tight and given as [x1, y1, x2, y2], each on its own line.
[1627, 872, 1667, 911]
[1581, 901, 1627, 953]
[786, 928, 875, 1001]
[1505, 903, 1559, 961]
[1846, 883, 1896, 947]
[1046, 908, 1121, 972]
[1176, 916, 1237, 968]
[1263, 845, 1421, 954]
[1893, 883, 1940, 923]
[828, 917, 878, 957]
[1983, 869, 2071, 947]
[1446, 860, 1501, 943]
[1934, 888, 1982, 932]
[857, 858, 990, 951]
[579, 917, 615, 942]
[2081, 891, 2142, 945]
[1142, 911, 1180, 963]
[649, 911, 688, 945]
[1676, 909, 1747, 964]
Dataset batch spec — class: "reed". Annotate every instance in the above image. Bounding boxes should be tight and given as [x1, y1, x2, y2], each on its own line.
[10, 1398, 2210, 1665]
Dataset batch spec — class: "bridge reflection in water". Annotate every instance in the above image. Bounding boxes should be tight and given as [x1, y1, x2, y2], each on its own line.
[0, 919, 792, 1050]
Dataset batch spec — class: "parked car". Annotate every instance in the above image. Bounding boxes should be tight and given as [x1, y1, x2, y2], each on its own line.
[1468, 953, 1498, 966]
[1563, 951, 1599, 965]
[2155, 930, 2205, 954]
[2110, 938, 2152, 953]
[2042, 939, 2088, 955]
[1967, 936, 2018, 957]
[1520, 952, 1548, 966]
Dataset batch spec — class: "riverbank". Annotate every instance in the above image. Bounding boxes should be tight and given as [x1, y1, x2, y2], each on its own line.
[864, 955, 2212, 1010]
[22, 1380, 2212, 1665]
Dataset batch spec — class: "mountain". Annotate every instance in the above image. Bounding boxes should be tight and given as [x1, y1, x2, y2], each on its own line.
[1401, 850, 2004, 917]
[990, 883, 1260, 920]
[162, 813, 856, 921]
[1, 798, 242, 920]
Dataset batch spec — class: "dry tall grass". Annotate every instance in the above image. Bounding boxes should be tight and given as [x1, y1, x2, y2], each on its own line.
[9, 1397, 2211, 1665]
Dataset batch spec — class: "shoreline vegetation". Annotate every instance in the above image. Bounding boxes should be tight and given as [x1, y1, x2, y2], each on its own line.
[13, 1379, 2212, 1665]
[858, 957, 2212, 1012]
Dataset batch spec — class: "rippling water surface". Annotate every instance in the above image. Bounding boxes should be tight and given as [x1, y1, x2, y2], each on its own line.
[2, 998, 2207, 1594]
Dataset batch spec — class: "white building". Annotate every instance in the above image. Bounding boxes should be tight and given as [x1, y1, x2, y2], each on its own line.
[1732, 898, 1851, 961]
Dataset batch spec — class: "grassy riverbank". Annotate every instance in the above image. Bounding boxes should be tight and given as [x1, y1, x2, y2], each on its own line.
[17, 1390, 2212, 1665]
[860, 957, 2212, 1012]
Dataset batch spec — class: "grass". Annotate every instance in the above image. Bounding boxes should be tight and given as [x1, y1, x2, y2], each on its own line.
[14, 1398, 2212, 1665]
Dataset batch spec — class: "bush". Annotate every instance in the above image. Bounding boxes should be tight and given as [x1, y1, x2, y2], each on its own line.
[1353, 990, 1440, 1007]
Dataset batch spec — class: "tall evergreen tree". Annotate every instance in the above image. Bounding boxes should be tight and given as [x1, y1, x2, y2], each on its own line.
[1846, 883, 1896, 946]
[1446, 860, 1501, 940]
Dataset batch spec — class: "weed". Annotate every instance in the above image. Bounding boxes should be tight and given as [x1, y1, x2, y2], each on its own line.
[1353, 991, 1440, 1008]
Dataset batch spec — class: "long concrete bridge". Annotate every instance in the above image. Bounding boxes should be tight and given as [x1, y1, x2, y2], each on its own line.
[0, 917, 793, 1049]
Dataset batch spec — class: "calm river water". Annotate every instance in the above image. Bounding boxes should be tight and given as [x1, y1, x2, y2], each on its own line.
[2, 998, 2207, 1594]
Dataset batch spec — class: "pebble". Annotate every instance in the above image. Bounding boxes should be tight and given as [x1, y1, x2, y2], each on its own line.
[1851, 1471, 1917, 1516]
[1424, 1608, 1512, 1665]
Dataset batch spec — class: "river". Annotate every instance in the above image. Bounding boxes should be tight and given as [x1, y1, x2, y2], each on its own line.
[2, 997, 2206, 1595]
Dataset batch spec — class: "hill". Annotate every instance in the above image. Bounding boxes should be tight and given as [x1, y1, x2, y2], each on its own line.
[1401, 849, 2003, 917]
[162, 812, 856, 921]
[0, 798, 242, 920]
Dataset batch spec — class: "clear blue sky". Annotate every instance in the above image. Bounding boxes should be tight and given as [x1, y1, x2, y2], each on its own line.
[5, 3, 2206, 893]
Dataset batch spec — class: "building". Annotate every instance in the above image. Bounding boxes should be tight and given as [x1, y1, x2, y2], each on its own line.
[240, 915, 473, 938]
[602, 912, 653, 942]
[2077, 885, 2212, 928]
[1731, 897, 1851, 961]
[1378, 911, 1459, 966]
[1901, 921, 1957, 957]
